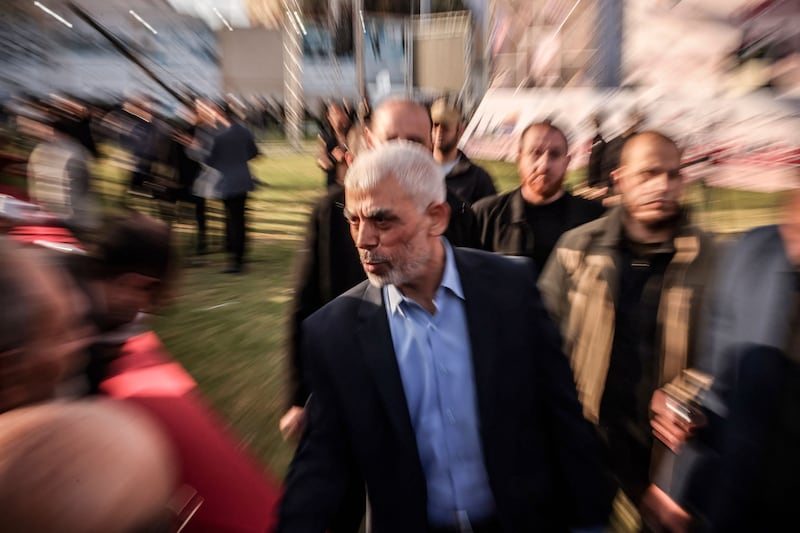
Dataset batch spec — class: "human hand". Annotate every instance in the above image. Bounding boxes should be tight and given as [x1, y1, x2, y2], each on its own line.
[640, 484, 692, 533]
[650, 389, 706, 453]
[279, 406, 306, 442]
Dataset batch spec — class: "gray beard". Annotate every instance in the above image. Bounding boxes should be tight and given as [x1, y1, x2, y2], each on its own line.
[363, 244, 431, 290]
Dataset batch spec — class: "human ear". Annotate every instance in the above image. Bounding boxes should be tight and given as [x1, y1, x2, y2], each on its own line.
[426, 201, 451, 237]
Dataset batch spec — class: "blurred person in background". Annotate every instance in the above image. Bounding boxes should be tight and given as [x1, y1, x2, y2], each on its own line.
[170, 101, 210, 255]
[25, 102, 99, 234]
[473, 121, 605, 274]
[49, 93, 99, 159]
[649, 182, 800, 532]
[64, 209, 176, 394]
[0, 400, 178, 533]
[537, 131, 719, 532]
[317, 100, 353, 188]
[202, 100, 261, 274]
[587, 112, 607, 189]
[600, 109, 645, 193]
[277, 141, 615, 532]
[281, 121, 365, 442]
[115, 94, 171, 195]
[0, 236, 93, 413]
[430, 97, 496, 205]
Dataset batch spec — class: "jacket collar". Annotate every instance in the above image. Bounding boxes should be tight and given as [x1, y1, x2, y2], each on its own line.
[508, 187, 528, 224]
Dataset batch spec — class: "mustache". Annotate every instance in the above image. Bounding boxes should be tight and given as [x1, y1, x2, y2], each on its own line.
[360, 251, 390, 263]
[639, 196, 679, 207]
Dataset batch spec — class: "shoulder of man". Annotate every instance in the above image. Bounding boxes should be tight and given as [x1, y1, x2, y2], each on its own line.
[565, 192, 606, 213]
[471, 187, 517, 217]
[304, 279, 373, 328]
[719, 223, 783, 269]
[453, 245, 534, 277]
[456, 151, 493, 176]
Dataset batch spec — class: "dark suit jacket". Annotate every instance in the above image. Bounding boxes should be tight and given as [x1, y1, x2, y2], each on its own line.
[278, 247, 614, 532]
[205, 121, 259, 198]
[287, 186, 482, 408]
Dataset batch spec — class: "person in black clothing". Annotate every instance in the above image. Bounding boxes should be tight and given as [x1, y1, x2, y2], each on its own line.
[50, 94, 99, 159]
[317, 101, 352, 187]
[204, 103, 260, 273]
[58, 210, 176, 395]
[587, 112, 606, 188]
[430, 97, 497, 205]
[116, 95, 170, 193]
[472, 121, 605, 273]
[600, 109, 644, 191]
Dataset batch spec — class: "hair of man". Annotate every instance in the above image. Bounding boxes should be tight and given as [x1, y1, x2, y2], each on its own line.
[344, 140, 446, 212]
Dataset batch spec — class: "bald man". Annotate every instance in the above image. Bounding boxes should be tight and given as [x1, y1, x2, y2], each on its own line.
[0, 400, 177, 532]
[538, 131, 719, 529]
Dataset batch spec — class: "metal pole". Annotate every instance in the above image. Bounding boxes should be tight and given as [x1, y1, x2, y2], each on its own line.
[66, 2, 193, 107]
[353, 0, 366, 124]
[406, 2, 414, 97]
[282, 0, 304, 150]
[592, 0, 622, 87]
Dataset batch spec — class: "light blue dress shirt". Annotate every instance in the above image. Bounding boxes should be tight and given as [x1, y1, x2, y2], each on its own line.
[384, 239, 496, 527]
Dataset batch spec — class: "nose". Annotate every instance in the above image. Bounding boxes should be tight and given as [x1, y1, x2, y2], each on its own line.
[534, 152, 551, 172]
[650, 171, 670, 193]
[353, 222, 377, 250]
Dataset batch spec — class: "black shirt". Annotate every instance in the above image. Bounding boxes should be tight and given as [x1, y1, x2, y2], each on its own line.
[524, 194, 579, 272]
[599, 236, 675, 503]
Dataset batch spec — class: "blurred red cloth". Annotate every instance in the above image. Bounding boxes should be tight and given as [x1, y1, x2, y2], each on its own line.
[7, 225, 81, 247]
[100, 331, 281, 533]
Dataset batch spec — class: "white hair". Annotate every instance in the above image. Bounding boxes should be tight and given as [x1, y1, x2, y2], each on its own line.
[344, 140, 446, 211]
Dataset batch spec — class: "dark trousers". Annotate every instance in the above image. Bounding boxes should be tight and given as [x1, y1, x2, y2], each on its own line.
[223, 194, 247, 267]
[194, 195, 207, 251]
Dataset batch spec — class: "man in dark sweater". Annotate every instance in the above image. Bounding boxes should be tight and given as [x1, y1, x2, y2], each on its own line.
[472, 121, 605, 273]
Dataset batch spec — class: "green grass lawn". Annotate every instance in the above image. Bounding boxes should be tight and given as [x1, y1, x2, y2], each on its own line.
[75, 144, 786, 483]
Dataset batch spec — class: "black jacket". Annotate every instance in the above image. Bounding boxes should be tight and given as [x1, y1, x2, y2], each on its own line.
[288, 185, 482, 407]
[445, 150, 497, 205]
[279, 248, 615, 532]
[472, 187, 605, 270]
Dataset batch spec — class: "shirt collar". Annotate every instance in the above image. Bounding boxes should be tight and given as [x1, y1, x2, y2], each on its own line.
[385, 238, 464, 315]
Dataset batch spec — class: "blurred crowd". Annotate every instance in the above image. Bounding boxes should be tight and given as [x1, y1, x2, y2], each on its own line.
[1, 87, 799, 533]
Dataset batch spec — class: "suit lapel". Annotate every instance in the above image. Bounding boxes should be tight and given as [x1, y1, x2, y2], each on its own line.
[355, 283, 419, 454]
[454, 250, 499, 435]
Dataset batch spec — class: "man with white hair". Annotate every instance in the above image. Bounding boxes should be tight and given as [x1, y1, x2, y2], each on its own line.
[278, 141, 614, 533]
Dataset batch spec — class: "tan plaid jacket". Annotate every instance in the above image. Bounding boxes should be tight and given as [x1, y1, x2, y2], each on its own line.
[538, 207, 718, 423]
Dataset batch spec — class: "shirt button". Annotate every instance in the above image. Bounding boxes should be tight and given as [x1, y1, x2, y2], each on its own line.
[438, 364, 449, 375]
[445, 409, 455, 424]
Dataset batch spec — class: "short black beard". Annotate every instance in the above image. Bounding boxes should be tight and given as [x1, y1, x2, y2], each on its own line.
[437, 140, 458, 155]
